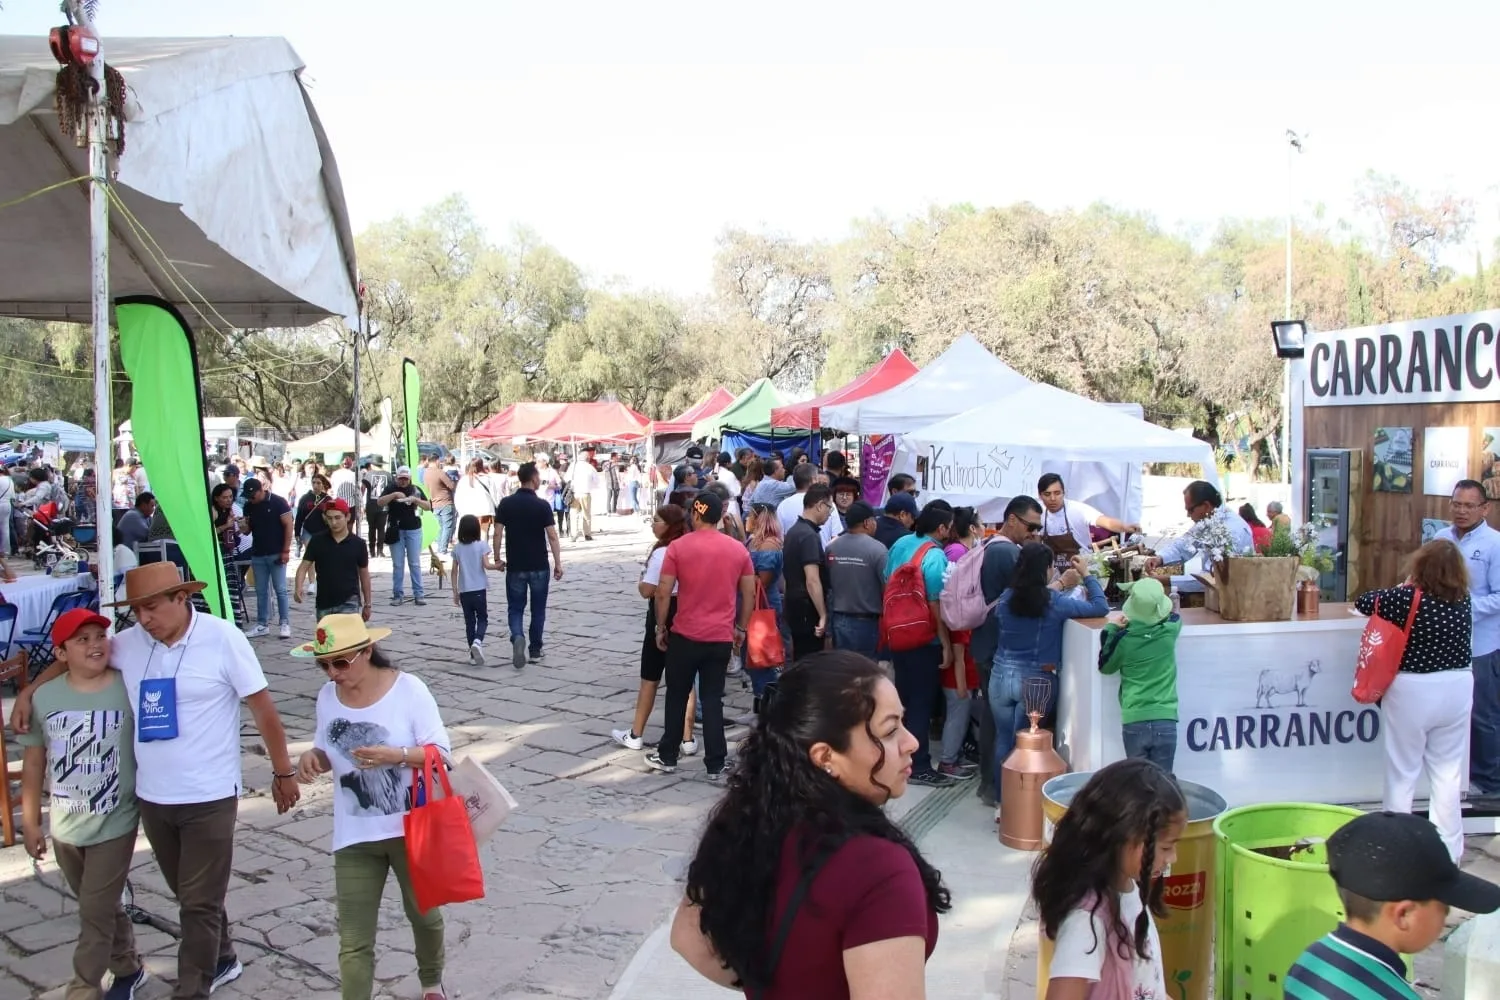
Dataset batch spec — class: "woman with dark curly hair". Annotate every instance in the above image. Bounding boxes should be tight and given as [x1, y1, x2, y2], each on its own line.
[670, 651, 951, 998]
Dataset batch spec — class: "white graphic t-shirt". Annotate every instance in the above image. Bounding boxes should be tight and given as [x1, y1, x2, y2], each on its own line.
[314, 671, 451, 852]
[1049, 890, 1167, 1000]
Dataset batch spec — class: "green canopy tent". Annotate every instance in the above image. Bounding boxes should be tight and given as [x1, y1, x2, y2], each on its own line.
[691, 378, 785, 439]
[0, 427, 58, 443]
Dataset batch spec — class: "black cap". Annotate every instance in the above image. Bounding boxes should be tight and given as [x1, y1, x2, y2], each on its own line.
[689, 488, 723, 524]
[884, 492, 919, 517]
[1328, 812, 1500, 913]
[845, 500, 877, 525]
[240, 478, 263, 500]
[685, 445, 704, 460]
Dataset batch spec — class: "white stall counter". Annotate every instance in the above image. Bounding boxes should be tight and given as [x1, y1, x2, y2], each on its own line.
[1057, 604, 1392, 807]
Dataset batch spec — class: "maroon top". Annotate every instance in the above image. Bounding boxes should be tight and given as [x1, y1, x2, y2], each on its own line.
[762, 834, 938, 999]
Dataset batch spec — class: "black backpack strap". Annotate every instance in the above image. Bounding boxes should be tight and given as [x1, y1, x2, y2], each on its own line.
[754, 844, 837, 1000]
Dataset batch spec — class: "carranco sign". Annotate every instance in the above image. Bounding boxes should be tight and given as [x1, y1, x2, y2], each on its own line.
[1305, 309, 1500, 407]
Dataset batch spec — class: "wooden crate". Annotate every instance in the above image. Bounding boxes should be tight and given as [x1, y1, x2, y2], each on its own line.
[1199, 557, 1300, 622]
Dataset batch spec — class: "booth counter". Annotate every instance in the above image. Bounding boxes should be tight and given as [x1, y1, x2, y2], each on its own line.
[1056, 605, 1391, 806]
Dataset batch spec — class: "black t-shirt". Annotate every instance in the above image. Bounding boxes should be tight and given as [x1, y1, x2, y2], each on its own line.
[363, 469, 393, 510]
[385, 484, 424, 531]
[243, 495, 292, 556]
[304, 531, 368, 608]
[783, 517, 827, 608]
[497, 488, 555, 573]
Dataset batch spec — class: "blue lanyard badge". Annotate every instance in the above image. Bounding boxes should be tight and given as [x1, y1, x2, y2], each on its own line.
[137, 677, 179, 741]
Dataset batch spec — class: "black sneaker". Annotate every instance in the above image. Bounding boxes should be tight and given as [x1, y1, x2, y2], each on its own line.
[209, 957, 243, 994]
[104, 967, 149, 1000]
[708, 758, 735, 781]
[907, 768, 956, 788]
[529, 648, 544, 662]
[644, 752, 677, 774]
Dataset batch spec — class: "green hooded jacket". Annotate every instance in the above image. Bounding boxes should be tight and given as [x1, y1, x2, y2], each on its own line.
[1099, 613, 1182, 724]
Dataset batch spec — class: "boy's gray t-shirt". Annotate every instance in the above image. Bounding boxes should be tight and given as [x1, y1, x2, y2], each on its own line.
[17, 671, 139, 846]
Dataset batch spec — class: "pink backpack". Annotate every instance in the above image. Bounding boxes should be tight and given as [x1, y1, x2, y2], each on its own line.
[939, 538, 1004, 630]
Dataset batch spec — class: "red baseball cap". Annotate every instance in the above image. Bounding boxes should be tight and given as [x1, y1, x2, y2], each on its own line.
[318, 498, 351, 515]
[51, 607, 111, 646]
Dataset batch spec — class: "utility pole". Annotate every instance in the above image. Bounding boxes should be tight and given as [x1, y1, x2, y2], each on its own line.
[1280, 129, 1304, 486]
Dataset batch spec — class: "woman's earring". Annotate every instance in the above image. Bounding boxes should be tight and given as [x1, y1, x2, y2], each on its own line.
[824, 766, 835, 776]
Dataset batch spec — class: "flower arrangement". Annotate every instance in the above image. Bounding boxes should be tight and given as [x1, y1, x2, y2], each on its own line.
[1184, 514, 1237, 566]
[1259, 520, 1337, 580]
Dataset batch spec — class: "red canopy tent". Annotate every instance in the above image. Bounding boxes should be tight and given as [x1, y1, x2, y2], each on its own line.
[769, 350, 919, 429]
[649, 386, 736, 436]
[471, 401, 650, 443]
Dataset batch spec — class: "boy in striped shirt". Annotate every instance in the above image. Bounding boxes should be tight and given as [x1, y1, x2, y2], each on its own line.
[1285, 811, 1500, 999]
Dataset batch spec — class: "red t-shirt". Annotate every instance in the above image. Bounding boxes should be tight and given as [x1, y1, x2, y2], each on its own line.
[763, 834, 938, 999]
[660, 529, 755, 643]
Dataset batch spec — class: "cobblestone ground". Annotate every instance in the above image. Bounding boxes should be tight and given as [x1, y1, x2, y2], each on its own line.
[1, 514, 740, 1000]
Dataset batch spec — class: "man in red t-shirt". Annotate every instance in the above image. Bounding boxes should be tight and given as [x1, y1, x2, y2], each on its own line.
[649, 490, 754, 778]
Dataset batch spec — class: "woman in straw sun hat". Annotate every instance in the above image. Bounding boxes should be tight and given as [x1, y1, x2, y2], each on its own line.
[292, 614, 453, 1000]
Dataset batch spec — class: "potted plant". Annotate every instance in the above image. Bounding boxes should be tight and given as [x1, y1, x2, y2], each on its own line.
[1190, 518, 1300, 622]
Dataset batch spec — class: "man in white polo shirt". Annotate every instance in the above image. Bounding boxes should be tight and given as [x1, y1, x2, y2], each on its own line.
[13, 563, 301, 1000]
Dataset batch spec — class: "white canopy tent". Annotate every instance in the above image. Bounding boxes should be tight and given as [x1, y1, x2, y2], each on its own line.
[8, 419, 94, 451]
[285, 424, 358, 458]
[819, 334, 1032, 434]
[0, 35, 359, 327]
[903, 381, 1218, 523]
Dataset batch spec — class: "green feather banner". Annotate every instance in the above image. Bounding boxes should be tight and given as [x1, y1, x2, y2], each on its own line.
[401, 358, 438, 548]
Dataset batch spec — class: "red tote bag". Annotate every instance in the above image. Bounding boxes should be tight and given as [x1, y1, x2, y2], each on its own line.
[404, 745, 486, 914]
[1351, 588, 1422, 705]
[746, 581, 785, 669]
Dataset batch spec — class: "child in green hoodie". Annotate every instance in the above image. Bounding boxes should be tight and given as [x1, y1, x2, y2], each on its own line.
[1099, 578, 1182, 773]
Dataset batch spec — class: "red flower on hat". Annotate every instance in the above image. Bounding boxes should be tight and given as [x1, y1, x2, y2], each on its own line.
[316, 626, 328, 647]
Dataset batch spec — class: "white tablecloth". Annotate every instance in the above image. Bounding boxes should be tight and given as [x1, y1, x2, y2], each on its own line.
[0, 573, 88, 653]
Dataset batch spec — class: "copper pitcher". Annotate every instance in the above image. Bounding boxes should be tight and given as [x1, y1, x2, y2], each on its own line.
[998, 677, 1067, 850]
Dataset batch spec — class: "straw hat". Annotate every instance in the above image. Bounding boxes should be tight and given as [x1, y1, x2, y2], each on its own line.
[103, 563, 207, 607]
[290, 613, 392, 659]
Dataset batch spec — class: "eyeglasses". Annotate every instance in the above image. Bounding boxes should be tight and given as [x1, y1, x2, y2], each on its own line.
[1451, 500, 1488, 511]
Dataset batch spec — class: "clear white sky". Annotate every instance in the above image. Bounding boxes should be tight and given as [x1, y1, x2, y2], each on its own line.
[8, 0, 1498, 295]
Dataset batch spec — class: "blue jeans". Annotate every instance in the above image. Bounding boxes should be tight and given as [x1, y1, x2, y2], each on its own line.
[250, 555, 289, 627]
[832, 614, 881, 659]
[1122, 720, 1178, 774]
[506, 570, 550, 655]
[892, 644, 943, 774]
[459, 590, 488, 646]
[989, 658, 1057, 801]
[389, 528, 425, 599]
[1471, 650, 1500, 792]
[434, 505, 456, 553]
[745, 667, 777, 697]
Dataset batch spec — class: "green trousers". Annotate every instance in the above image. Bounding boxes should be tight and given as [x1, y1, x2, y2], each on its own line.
[334, 836, 445, 1000]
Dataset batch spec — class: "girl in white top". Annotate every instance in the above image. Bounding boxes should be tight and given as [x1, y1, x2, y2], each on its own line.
[1033, 759, 1186, 1000]
[294, 614, 452, 1000]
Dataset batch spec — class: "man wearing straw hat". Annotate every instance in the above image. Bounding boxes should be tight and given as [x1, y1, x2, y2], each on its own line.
[11, 563, 302, 1000]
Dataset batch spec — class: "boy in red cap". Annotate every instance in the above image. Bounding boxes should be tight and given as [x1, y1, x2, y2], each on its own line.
[19, 608, 147, 1000]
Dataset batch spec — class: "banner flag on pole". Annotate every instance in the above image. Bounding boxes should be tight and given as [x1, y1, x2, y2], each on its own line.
[115, 296, 231, 619]
[401, 358, 438, 548]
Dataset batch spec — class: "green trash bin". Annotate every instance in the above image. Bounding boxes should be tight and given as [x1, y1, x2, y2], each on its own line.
[1214, 803, 1364, 1000]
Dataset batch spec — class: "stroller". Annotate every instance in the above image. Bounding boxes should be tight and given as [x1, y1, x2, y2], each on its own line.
[28, 502, 79, 571]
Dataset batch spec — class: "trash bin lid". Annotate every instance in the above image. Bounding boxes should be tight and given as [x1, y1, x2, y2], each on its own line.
[1043, 771, 1227, 822]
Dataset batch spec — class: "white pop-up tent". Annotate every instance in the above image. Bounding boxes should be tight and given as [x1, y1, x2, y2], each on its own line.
[285, 424, 358, 458]
[819, 334, 1032, 434]
[903, 381, 1218, 522]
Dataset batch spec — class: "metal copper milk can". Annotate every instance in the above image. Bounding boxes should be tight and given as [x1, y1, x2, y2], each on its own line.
[999, 677, 1068, 850]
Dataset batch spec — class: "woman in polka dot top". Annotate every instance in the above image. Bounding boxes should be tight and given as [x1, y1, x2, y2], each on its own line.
[1354, 538, 1473, 861]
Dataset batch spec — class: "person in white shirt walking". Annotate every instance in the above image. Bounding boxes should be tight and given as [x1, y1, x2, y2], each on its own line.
[569, 453, 598, 541]
[1436, 480, 1500, 795]
[12, 563, 301, 1000]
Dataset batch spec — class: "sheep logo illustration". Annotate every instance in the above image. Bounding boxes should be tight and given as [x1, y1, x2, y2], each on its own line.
[1256, 659, 1321, 709]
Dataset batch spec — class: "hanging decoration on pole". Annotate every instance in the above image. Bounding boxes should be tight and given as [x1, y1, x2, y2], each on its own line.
[401, 358, 439, 549]
[116, 296, 233, 619]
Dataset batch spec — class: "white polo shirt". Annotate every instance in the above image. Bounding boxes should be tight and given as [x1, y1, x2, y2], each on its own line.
[112, 608, 269, 805]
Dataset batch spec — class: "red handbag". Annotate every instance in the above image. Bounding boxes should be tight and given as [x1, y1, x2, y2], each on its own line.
[1351, 588, 1422, 705]
[403, 745, 485, 914]
[746, 581, 785, 669]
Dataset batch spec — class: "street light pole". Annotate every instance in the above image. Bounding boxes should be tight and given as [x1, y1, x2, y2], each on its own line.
[1280, 129, 1304, 486]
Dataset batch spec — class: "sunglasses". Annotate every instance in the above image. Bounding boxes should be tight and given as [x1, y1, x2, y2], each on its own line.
[316, 647, 368, 671]
[1020, 519, 1043, 533]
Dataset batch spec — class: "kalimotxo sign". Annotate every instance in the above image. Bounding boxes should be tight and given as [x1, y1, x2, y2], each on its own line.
[1305, 310, 1500, 407]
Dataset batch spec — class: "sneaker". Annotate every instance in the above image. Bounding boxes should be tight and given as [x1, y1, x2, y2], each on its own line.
[246, 624, 269, 638]
[938, 761, 977, 779]
[680, 739, 699, 757]
[421, 987, 448, 1000]
[512, 636, 527, 670]
[104, 967, 148, 1000]
[529, 647, 545, 662]
[413, 597, 427, 606]
[209, 957, 242, 994]
[612, 729, 643, 750]
[278, 623, 292, 640]
[708, 759, 734, 781]
[469, 641, 484, 666]
[390, 596, 404, 606]
[907, 768, 956, 788]
[644, 752, 677, 774]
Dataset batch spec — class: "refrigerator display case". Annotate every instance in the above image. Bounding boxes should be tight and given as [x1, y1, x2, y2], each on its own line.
[1306, 448, 1360, 601]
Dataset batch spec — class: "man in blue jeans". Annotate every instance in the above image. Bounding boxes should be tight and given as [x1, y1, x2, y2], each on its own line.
[496, 462, 564, 669]
[239, 478, 294, 639]
[376, 466, 431, 606]
[1436, 481, 1500, 794]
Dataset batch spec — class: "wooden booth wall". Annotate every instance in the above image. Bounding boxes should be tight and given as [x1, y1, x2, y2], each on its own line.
[1306, 401, 1500, 592]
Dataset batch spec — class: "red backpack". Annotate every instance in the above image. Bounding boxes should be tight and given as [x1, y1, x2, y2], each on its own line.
[882, 542, 939, 652]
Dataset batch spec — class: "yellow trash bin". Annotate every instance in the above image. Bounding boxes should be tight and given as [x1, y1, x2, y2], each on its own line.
[1037, 772, 1227, 1000]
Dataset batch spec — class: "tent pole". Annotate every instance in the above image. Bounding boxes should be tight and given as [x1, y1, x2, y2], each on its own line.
[77, 1, 115, 607]
[352, 279, 363, 469]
